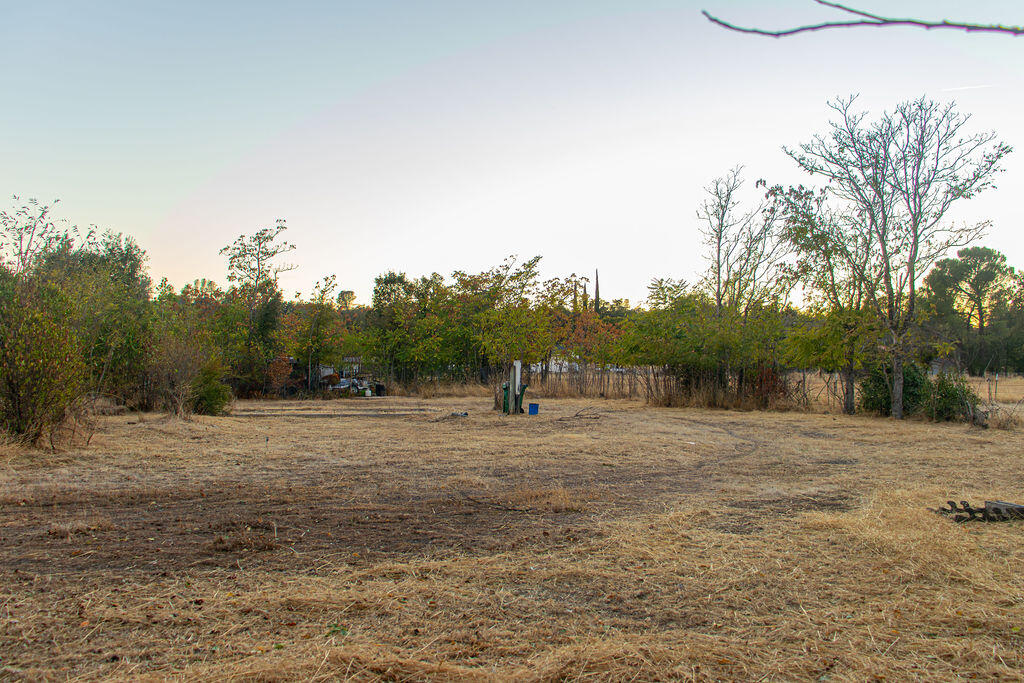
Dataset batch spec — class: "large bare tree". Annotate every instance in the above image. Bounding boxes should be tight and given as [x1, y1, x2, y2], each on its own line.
[787, 96, 1010, 417]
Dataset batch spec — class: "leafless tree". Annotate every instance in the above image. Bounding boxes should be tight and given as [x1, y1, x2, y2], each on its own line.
[703, 1, 1023, 38]
[698, 167, 790, 317]
[787, 96, 1011, 417]
[149, 327, 208, 418]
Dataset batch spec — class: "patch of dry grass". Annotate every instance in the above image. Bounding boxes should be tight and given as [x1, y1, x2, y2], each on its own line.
[1, 398, 1022, 680]
[507, 485, 588, 512]
[46, 515, 116, 539]
[969, 374, 1024, 404]
[389, 381, 494, 399]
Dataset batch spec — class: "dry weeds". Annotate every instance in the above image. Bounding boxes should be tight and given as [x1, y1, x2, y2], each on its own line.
[1, 397, 1022, 680]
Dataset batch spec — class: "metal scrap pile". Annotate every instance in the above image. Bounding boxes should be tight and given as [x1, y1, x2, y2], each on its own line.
[936, 500, 1024, 523]
[328, 378, 387, 396]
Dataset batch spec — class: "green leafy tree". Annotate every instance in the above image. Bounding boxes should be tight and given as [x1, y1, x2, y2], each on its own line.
[923, 247, 1017, 374]
[285, 275, 346, 391]
[146, 280, 224, 416]
[219, 221, 295, 395]
[37, 231, 151, 401]
[774, 185, 876, 413]
[0, 198, 92, 441]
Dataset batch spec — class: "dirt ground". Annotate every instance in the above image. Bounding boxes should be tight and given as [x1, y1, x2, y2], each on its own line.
[1, 398, 1023, 681]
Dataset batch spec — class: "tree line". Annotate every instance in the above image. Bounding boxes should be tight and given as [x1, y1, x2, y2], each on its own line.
[1, 95, 1018, 442]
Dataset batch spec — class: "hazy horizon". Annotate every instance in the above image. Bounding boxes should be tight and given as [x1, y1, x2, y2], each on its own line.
[4, 1, 1022, 305]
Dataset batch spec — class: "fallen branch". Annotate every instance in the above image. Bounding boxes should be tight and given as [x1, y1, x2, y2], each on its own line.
[556, 408, 603, 422]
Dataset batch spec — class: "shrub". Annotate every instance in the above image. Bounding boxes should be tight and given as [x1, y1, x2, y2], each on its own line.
[922, 372, 981, 422]
[860, 362, 981, 422]
[988, 404, 1022, 430]
[266, 355, 292, 395]
[146, 324, 208, 416]
[0, 281, 86, 443]
[859, 362, 928, 416]
[190, 360, 233, 416]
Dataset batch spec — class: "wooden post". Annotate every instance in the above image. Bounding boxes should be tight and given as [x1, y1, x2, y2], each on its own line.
[512, 360, 522, 413]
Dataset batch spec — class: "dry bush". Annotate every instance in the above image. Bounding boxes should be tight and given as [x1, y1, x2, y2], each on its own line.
[420, 381, 493, 399]
[389, 370, 644, 401]
[209, 529, 279, 553]
[41, 396, 100, 450]
[88, 395, 127, 416]
[529, 370, 640, 400]
[986, 401, 1023, 430]
[645, 379, 802, 412]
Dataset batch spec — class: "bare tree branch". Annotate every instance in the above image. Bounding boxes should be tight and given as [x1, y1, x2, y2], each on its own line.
[702, 1, 1023, 38]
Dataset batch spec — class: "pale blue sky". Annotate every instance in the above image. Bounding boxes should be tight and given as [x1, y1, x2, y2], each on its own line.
[2, 1, 1022, 304]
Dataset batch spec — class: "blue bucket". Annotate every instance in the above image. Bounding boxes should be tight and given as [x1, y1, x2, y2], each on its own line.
[528, 403, 539, 415]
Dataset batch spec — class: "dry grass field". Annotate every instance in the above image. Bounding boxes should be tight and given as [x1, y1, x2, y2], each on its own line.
[1, 398, 1023, 681]
[967, 375, 1024, 406]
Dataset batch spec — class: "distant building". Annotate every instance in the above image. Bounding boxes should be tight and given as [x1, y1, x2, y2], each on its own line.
[929, 357, 959, 376]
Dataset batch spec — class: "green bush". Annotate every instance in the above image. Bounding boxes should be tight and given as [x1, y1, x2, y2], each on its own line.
[190, 360, 233, 416]
[0, 281, 86, 442]
[923, 372, 980, 422]
[860, 362, 980, 422]
[859, 362, 928, 416]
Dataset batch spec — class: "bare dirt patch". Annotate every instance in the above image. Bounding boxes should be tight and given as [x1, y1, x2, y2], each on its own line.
[1, 398, 1022, 680]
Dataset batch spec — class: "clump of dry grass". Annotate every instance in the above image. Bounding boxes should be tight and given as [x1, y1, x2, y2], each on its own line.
[440, 474, 496, 492]
[507, 485, 587, 512]
[209, 531, 279, 553]
[208, 523, 280, 553]
[47, 515, 116, 539]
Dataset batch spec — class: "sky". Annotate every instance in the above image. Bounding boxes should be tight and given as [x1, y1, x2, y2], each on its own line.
[2, 1, 1022, 306]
